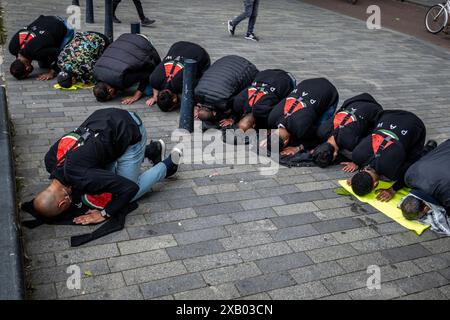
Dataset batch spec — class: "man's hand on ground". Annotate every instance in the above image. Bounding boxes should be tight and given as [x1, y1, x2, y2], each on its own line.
[73, 210, 106, 225]
[280, 146, 301, 156]
[146, 96, 157, 107]
[194, 105, 201, 119]
[37, 70, 56, 81]
[122, 91, 143, 105]
[341, 162, 358, 173]
[219, 118, 234, 127]
[375, 187, 395, 202]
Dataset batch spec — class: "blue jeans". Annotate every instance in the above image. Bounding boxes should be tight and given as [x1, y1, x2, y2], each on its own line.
[106, 112, 167, 201]
[232, 0, 259, 35]
[316, 101, 338, 126]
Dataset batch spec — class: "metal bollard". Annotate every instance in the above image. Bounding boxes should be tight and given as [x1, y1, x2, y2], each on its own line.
[72, 0, 80, 6]
[179, 59, 197, 133]
[131, 22, 140, 34]
[105, 0, 114, 42]
[86, 0, 94, 23]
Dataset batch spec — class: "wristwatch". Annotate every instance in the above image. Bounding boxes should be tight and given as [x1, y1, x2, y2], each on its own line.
[100, 209, 110, 218]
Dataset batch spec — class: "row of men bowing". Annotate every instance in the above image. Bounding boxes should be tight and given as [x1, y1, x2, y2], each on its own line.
[9, 15, 449, 235]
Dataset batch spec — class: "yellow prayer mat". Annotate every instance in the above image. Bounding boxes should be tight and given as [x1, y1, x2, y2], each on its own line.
[338, 180, 430, 235]
[53, 82, 94, 90]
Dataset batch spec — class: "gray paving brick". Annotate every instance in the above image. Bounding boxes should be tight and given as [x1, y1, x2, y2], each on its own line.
[193, 184, 239, 195]
[183, 251, 243, 273]
[394, 272, 448, 294]
[269, 281, 329, 300]
[194, 202, 244, 217]
[215, 190, 260, 203]
[256, 252, 313, 274]
[237, 242, 293, 262]
[168, 195, 218, 209]
[313, 217, 364, 234]
[166, 240, 225, 260]
[225, 219, 278, 235]
[235, 272, 296, 296]
[123, 261, 188, 285]
[306, 244, 359, 264]
[421, 238, 450, 254]
[107, 250, 171, 272]
[29, 253, 56, 270]
[381, 244, 432, 263]
[350, 236, 401, 253]
[220, 232, 274, 250]
[313, 197, 355, 210]
[181, 215, 234, 231]
[280, 191, 325, 205]
[145, 208, 197, 224]
[287, 234, 339, 252]
[270, 212, 320, 228]
[174, 283, 241, 300]
[55, 244, 119, 266]
[26, 238, 70, 255]
[347, 283, 407, 300]
[118, 235, 177, 255]
[314, 207, 360, 221]
[272, 202, 319, 217]
[289, 261, 346, 284]
[31, 283, 57, 300]
[397, 288, 449, 300]
[240, 196, 285, 210]
[337, 252, 390, 273]
[270, 224, 318, 242]
[126, 222, 185, 239]
[439, 285, 450, 298]
[202, 262, 262, 286]
[412, 253, 450, 273]
[70, 285, 144, 300]
[331, 227, 380, 244]
[230, 207, 277, 223]
[30, 259, 110, 285]
[140, 273, 206, 299]
[174, 226, 229, 245]
[56, 273, 126, 299]
[296, 181, 337, 192]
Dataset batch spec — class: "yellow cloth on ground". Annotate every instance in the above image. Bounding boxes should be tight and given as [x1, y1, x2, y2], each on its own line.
[53, 82, 94, 90]
[338, 180, 430, 235]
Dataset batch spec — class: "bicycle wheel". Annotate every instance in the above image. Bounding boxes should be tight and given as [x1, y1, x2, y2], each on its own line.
[425, 5, 448, 34]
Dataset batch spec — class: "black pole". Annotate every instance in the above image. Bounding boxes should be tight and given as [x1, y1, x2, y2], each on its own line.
[179, 59, 197, 133]
[86, 0, 94, 23]
[72, 0, 80, 6]
[130, 22, 141, 34]
[105, 0, 114, 42]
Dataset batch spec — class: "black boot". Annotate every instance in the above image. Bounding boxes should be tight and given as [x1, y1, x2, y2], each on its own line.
[145, 139, 165, 164]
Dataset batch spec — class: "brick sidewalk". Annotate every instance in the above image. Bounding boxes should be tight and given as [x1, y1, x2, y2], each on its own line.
[3, 0, 450, 299]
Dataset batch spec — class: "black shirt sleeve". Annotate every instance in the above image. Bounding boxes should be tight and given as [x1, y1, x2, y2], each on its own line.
[8, 32, 20, 56]
[79, 167, 139, 217]
[149, 62, 165, 91]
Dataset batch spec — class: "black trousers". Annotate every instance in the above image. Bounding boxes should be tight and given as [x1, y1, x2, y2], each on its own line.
[113, 0, 146, 20]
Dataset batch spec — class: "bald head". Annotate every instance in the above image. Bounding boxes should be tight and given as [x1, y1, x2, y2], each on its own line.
[33, 181, 71, 217]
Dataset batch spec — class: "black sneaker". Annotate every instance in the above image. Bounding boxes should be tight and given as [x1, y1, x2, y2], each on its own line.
[113, 15, 122, 24]
[245, 33, 259, 41]
[227, 20, 235, 36]
[141, 17, 155, 27]
[145, 139, 165, 164]
[165, 148, 182, 178]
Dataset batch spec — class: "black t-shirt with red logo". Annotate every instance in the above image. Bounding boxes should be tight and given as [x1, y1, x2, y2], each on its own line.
[149, 41, 210, 94]
[44, 108, 142, 217]
[9, 15, 67, 66]
[352, 110, 426, 190]
[232, 69, 294, 128]
[267, 78, 339, 146]
[317, 93, 383, 151]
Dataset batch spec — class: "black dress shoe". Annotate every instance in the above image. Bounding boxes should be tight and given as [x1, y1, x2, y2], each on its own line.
[113, 15, 122, 23]
[425, 139, 438, 152]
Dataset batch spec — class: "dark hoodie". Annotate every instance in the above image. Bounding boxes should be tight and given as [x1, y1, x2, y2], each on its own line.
[352, 110, 426, 190]
[317, 93, 383, 151]
[268, 78, 339, 146]
[232, 69, 294, 128]
[9, 15, 67, 68]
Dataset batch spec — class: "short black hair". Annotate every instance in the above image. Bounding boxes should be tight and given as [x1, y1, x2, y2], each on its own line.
[57, 71, 73, 88]
[351, 171, 374, 196]
[157, 89, 176, 112]
[401, 196, 425, 220]
[10, 59, 28, 80]
[93, 82, 110, 102]
[312, 142, 334, 168]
